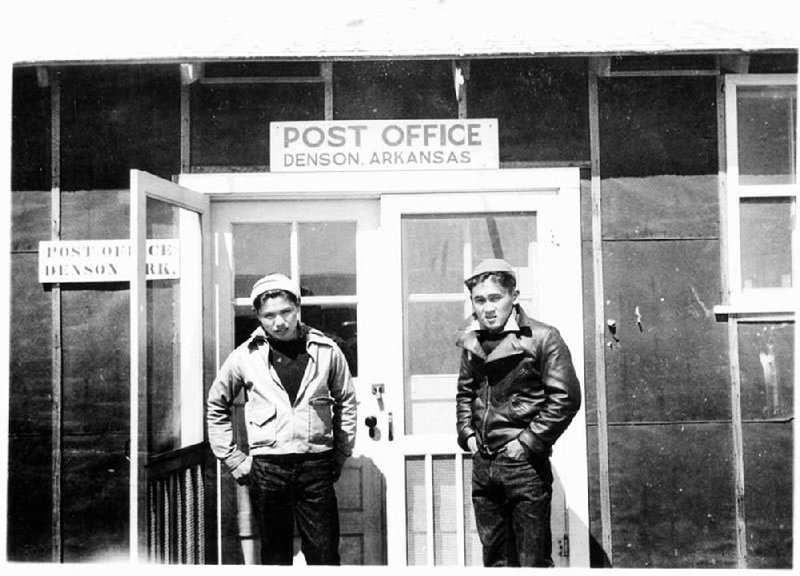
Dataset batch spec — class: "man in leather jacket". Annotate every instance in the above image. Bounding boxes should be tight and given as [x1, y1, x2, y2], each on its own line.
[207, 273, 357, 565]
[456, 258, 581, 567]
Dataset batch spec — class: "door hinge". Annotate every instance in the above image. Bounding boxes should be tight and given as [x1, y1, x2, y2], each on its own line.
[557, 534, 570, 558]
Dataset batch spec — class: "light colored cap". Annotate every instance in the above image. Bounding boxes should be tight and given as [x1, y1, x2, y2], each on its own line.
[465, 258, 516, 283]
[250, 273, 301, 304]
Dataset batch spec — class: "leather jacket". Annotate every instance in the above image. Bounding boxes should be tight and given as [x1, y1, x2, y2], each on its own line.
[456, 306, 581, 457]
[207, 324, 357, 472]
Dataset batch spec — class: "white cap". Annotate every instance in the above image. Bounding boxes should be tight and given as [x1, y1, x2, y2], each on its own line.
[465, 258, 516, 283]
[250, 273, 301, 305]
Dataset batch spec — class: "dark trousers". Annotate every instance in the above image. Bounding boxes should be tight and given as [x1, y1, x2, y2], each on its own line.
[471, 451, 554, 567]
[249, 453, 341, 565]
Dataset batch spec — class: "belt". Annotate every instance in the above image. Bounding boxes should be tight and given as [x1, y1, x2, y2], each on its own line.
[253, 450, 333, 464]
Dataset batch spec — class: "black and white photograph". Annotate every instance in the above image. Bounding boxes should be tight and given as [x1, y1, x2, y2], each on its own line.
[1, 0, 797, 571]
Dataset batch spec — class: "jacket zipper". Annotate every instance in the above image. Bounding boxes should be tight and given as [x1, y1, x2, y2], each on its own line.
[481, 373, 490, 447]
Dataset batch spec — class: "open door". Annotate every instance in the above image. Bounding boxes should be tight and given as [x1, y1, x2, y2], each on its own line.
[129, 170, 210, 562]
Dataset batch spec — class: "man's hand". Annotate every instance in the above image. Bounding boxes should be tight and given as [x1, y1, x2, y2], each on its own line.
[333, 451, 348, 482]
[504, 438, 530, 460]
[466, 436, 480, 456]
[232, 455, 253, 486]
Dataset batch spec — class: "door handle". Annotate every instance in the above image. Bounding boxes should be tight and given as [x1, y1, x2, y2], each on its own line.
[365, 416, 378, 439]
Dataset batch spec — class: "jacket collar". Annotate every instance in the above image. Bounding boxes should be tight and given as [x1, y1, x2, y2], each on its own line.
[457, 305, 532, 362]
[247, 323, 332, 350]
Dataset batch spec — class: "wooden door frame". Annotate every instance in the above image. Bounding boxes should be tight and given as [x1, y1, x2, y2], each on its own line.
[180, 167, 588, 566]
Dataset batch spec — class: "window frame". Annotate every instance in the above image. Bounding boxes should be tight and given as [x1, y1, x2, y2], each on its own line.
[722, 74, 798, 316]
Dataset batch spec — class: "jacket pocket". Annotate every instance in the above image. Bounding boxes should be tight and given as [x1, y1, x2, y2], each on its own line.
[509, 394, 536, 423]
[308, 396, 334, 444]
[246, 403, 277, 448]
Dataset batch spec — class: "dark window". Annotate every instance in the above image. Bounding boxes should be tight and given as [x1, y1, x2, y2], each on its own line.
[191, 83, 323, 167]
[60, 65, 181, 190]
[333, 60, 457, 120]
[468, 58, 590, 163]
[12, 67, 51, 191]
[599, 76, 719, 178]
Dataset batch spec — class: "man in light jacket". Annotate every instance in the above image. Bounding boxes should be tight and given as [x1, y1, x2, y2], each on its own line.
[207, 273, 357, 565]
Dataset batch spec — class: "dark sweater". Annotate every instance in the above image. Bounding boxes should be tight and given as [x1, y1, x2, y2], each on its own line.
[268, 330, 310, 405]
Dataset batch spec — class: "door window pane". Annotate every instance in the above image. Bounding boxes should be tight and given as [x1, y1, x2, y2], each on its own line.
[406, 457, 427, 565]
[146, 198, 181, 455]
[402, 213, 537, 435]
[298, 222, 356, 296]
[433, 456, 457, 565]
[408, 302, 464, 375]
[232, 220, 358, 376]
[738, 322, 794, 420]
[737, 85, 797, 185]
[234, 303, 358, 376]
[740, 198, 795, 290]
[462, 457, 482, 566]
[232, 223, 291, 298]
[405, 456, 473, 566]
[301, 303, 358, 375]
[403, 218, 466, 294]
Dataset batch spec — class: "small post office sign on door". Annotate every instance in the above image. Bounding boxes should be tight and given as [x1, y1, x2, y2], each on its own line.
[38, 239, 180, 283]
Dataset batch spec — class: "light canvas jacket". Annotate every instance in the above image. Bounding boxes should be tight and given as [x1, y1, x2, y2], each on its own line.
[207, 324, 357, 472]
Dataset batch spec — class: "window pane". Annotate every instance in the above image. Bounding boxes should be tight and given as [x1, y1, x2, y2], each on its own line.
[738, 322, 794, 420]
[146, 198, 181, 455]
[408, 376, 457, 435]
[740, 198, 795, 290]
[301, 304, 358, 376]
[298, 222, 356, 296]
[402, 213, 537, 294]
[408, 301, 465, 375]
[737, 85, 797, 185]
[433, 456, 457, 565]
[234, 304, 358, 376]
[403, 217, 466, 294]
[232, 223, 291, 298]
[469, 214, 537, 296]
[402, 213, 538, 435]
[406, 457, 427, 565]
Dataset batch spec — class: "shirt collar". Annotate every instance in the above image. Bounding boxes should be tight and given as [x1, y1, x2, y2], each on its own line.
[466, 313, 520, 334]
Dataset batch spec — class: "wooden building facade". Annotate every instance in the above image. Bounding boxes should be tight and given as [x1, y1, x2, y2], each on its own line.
[4, 5, 797, 569]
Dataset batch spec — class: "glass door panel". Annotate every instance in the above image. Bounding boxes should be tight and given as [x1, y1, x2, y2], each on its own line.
[401, 213, 538, 436]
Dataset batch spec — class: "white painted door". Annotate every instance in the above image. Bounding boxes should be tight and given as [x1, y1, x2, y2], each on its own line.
[208, 196, 386, 565]
[378, 168, 589, 567]
[130, 170, 209, 561]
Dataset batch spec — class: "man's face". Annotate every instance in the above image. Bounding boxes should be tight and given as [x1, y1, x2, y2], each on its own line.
[255, 294, 300, 341]
[470, 277, 518, 333]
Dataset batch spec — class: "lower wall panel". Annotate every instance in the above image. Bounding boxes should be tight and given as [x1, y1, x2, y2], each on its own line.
[6, 435, 54, 561]
[608, 422, 736, 568]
